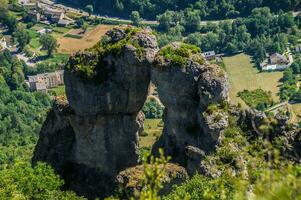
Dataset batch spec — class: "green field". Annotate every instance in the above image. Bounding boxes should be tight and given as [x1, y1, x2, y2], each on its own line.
[223, 53, 283, 107]
[139, 119, 163, 148]
[48, 86, 65, 97]
[42, 54, 70, 64]
[29, 38, 40, 49]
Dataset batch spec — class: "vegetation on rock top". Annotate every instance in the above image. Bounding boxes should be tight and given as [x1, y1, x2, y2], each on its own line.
[159, 43, 204, 66]
[66, 27, 147, 83]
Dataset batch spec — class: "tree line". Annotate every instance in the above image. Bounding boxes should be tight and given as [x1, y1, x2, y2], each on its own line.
[59, 0, 301, 20]
[156, 7, 300, 66]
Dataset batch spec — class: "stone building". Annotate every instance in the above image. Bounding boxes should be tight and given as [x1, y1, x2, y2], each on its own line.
[27, 70, 64, 92]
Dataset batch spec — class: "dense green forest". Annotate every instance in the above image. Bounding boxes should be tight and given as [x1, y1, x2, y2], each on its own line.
[0, 50, 84, 198]
[60, 0, 301, 19]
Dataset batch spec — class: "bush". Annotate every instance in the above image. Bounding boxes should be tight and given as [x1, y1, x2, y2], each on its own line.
[159, 43, 204, 66]
[142, 98, 164, 119]
[238, 89, 273, 110]
[0, 162, 84, 199]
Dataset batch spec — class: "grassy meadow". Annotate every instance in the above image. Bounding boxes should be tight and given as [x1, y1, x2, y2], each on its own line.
[223, 53, 283, 107]
[139, 119, 163, 148]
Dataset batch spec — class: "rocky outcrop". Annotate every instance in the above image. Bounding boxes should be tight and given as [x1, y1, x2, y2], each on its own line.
[152, 42, 229, 175]
[33, 28, 230, 198]
[33, 27, 158, 199]
[116, 163, 188, 199]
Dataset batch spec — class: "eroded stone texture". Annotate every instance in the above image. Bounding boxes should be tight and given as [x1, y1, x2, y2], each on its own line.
[33, 27, 158, 199]
[152, 42, 229, 175]
[33, 29, 230, 198]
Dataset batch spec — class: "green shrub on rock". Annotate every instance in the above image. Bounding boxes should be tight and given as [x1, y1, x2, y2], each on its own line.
[66, 27, 147, 83]
[159, 43, 204, 66]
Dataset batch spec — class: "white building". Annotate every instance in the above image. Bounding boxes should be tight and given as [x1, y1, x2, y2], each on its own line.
[261, 52, 293, 71]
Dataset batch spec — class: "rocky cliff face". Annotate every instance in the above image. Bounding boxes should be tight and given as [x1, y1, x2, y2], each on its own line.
[33, 27, 158, 199]
[33, 27, 230, 198]
[152, 42, 229, 174]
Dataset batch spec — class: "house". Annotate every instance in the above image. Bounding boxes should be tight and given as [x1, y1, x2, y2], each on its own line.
[269, 53, 288, 65]
[28, 10, 41, 22]
[27, 3, 73, 26]
[44, 8, 65, 23]
[27, 70, 64, 92]
[261, 53, 293, 71]
[202, 51, 216, 61]
[201, 50, 224, 63]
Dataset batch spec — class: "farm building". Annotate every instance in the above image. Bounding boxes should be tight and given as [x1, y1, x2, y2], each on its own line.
[261, 53, 293, 71]
[27, 2, 73, 26]
[202, 51, 216, 60]
[27, 70, 64, 92]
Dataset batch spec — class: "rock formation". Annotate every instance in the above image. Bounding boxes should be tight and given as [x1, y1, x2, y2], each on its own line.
[33, 27, 230, 198]
[33, 27, 158, 199]
[152, 42, 229, 174]
[116, 163, 188, 198]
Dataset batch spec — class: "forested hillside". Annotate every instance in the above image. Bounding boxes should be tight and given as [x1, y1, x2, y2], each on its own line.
[60, 0, 301, 19]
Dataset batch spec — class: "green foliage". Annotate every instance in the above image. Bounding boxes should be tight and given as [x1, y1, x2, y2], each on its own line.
[130, 11, 142, 27]
[0, 50, 51, 156]
[156, 25, 184, 47]
[140, 149, 170, 200]
[85, 5, 94, 16]
[0, 1, 17, 33]
[39, 34, 58, 56]
[279, 61, 301, 102]
[238, 89, 273, 110]
[13, 25, 31, 51]
[58, 0, 301, 21]
[164, 174, 235, 200]
[164, 118, 301, 200]
[66, 27, 146, 82]
[251, 165, 301, 200]
[0, 162, 84, 199]
[143, 98, 164, 119]
[159, 43, 203, 66]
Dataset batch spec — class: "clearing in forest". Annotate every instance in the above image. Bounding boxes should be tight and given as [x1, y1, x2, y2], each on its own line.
[57, 25, 114, 54]
[223, 53, 283, 107]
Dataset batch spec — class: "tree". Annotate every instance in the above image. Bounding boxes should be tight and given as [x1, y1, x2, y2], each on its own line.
[82, 22, 88, 33]
[13, 25, 30, 51]
[184, 9, 201, 32]
[85, 5, 94, 17]
[39, 34, 58, 57]
[130, 11, 141, 27]
[75, 18, 85, 28]
[157, 11, 184, 32]
[0, 162, 83, 199]
[0, 0, 8, 18]
[283, 69, 294, 83]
